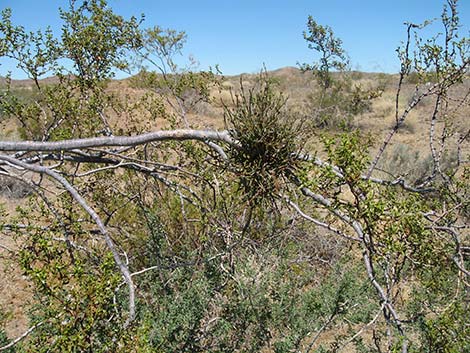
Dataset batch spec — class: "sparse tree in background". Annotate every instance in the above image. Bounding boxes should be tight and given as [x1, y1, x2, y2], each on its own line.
[131, 25, 221, 129]
[299, 16, 383, 130]
[0, 1, 468, 352]
[299, 15, 349, 89]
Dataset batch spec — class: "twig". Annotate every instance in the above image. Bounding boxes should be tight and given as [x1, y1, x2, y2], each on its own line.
[338, 304, 384, 351]
[0, 320, 46, 351]
[286, 197, 360, 242]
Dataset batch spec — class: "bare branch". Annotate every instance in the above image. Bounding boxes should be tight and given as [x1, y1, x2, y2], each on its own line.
[286, 197, 361, 242]
[338, 304, 385, 352]
[366, 59, 470, 179]
[296, 152, 434, 193]
[0, 129, 236, 152]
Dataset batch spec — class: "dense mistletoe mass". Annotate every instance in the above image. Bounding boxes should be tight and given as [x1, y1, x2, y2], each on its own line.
[0, 0, 469, 352]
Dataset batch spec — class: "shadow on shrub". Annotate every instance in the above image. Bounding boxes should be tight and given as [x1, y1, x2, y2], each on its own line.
[0, 175, 33, 199]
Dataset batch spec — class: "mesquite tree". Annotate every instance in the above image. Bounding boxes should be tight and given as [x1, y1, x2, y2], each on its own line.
[0, 1, 469, 352]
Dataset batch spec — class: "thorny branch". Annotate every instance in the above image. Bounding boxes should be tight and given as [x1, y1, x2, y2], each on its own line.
[0, 154, 137, 326]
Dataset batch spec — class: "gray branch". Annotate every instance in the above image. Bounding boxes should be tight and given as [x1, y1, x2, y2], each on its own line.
[0, 129, 236, 152]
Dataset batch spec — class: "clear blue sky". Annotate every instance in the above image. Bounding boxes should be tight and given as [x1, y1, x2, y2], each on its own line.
[1, 0, 469, 78]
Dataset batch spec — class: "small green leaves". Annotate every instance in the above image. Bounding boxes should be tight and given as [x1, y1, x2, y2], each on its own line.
[300, 16, 349, 89]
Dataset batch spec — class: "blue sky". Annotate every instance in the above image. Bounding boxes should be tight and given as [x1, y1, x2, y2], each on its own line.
[1, 0, 469, 78]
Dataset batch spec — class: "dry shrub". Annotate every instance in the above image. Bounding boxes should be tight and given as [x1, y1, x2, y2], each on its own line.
[378, 143, 458, 185]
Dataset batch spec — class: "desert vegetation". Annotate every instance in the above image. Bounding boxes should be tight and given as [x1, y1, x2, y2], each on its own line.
[0, 0, 469, 352]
